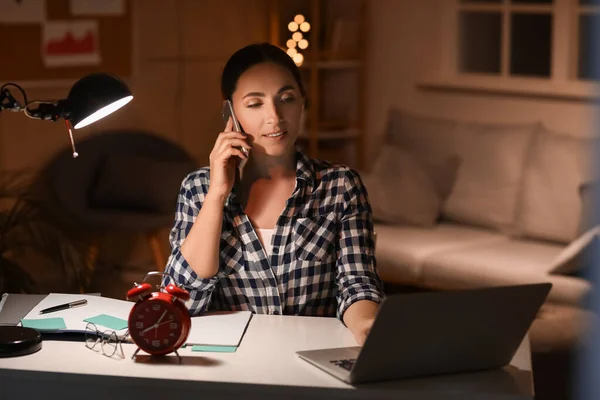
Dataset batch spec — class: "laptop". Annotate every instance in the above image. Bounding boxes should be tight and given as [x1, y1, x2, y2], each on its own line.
[296, 282, 552, 385]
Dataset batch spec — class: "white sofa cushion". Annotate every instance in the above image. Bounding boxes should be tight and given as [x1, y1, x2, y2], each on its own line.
[385, 108, 457, 163]
[374, 222, 590, 306]
[419, 240, 588, 306]
[362, 148, 440, 227]
[374, 222, 508, 285]
[441, 121, 538, 232]
[362, 147, 460, 227]
[422, 238, 563, 277]
[383, 107, 539, 233]
[514, 128, 594, 244]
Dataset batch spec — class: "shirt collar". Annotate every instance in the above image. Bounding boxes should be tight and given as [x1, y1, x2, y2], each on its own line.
[294, 145, 315, 193]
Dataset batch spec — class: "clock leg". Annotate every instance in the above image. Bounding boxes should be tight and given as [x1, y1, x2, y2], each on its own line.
[131, 347, 140, 360]
[174, 349, 182, 364]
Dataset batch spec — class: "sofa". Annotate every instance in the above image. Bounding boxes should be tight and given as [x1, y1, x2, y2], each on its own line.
[360, 107, 596, 355]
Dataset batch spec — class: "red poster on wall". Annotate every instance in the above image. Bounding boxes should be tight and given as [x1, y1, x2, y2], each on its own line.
[42, 20, 101, 68]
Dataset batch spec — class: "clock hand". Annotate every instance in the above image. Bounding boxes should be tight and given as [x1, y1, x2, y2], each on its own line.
[141, 324, 157, 334]
[155, 310, 168, 325]
[155, 320, 175, 328]
[153, 310, 168, 339]
[140, 310, 169, 334]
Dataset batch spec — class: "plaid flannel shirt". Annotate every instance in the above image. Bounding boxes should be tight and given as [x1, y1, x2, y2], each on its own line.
[164, 147, 384, 321]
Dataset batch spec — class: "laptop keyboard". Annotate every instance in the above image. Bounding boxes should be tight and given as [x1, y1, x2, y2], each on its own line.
[330, 358, 356, 371]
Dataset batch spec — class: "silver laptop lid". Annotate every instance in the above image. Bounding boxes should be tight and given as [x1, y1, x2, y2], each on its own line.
[349, 283, 551, 384]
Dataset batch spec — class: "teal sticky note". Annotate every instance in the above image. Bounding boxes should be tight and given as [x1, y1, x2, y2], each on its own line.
[84, 314, 128, 331]
[191, 345, 237, 353]
[21, 317, 67, 332]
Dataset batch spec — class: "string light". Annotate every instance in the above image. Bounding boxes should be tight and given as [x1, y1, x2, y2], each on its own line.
[292, 31, 303, 42]
[298, 39, 308, 50]
[293, 53, 304, 65]
[300, 22, 311, 32]
[285, 14, 309, 66]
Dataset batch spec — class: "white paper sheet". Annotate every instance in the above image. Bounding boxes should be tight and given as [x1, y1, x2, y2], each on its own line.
[22, 293, 132, 337]
[0, 0, 45, 24]
[187, 311, 253, 347]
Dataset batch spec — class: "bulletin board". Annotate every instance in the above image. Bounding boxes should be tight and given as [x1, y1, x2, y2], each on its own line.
[0, 0, 132, 82]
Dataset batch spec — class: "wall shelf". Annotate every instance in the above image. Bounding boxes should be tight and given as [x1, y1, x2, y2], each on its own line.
[300, 60, 361, 70]
[268, 0, 367, 169]
[298, 128, 360, 141]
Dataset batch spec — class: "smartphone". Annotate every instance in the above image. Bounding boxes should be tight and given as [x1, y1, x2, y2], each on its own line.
[221, 100, 249, 177]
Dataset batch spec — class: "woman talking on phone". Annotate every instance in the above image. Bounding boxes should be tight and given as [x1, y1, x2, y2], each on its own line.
[164, 43, 384, 345]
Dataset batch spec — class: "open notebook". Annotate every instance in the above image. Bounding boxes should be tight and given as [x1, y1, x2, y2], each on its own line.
[17, 293, 253, 346]
[187, 311, 252, 347]
[20, 293, 132, 338]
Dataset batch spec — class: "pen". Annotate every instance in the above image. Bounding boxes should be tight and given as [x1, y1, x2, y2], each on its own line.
[39, 299, 88, 314]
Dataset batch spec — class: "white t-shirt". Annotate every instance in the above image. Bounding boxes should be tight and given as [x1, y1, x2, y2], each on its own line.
[257, 228, 275, 256]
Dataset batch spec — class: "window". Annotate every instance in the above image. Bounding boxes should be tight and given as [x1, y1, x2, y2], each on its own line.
[457, 0, 554, 78]
[450, 0, 600, 85]
[421, 0, 600, 98]
[577, 0, 600, 80]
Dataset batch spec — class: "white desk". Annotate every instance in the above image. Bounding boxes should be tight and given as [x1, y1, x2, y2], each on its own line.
[0, 314, 533, 400]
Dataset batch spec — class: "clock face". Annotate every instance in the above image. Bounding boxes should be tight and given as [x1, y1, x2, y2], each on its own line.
[129, 298, 184, 354]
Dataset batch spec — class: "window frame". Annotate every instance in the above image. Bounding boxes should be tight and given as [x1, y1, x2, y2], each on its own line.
[575, 2, 600, 81]
[422, 0, 600, 100]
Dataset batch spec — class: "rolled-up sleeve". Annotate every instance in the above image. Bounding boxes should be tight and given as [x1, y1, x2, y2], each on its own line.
[163, 172, 224, 316]
[335, 169, 385, 321]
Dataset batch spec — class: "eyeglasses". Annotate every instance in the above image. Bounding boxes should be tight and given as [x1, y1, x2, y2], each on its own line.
[84, 322, 129, 359]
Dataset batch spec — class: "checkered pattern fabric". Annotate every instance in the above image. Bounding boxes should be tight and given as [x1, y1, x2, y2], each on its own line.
[164, 147, 384, 321]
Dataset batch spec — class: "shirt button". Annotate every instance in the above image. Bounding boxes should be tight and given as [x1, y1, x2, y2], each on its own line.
[273, 247, 279, 254]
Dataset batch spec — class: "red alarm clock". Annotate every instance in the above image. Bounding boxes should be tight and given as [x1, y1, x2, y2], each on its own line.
[126, 272, 191, 360]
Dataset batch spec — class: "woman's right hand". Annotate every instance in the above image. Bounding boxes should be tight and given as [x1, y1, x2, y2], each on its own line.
[207, 117, 250, 201]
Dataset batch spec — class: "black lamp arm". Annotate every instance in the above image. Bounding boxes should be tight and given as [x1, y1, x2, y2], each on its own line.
[0, 84, 26, 112]
[25, 100, 69, 122]
[0, 83, 68, 122]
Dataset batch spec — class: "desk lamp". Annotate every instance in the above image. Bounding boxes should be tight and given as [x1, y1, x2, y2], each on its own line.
[0, 73, 132, 357]
[0, 73, 133, 157]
